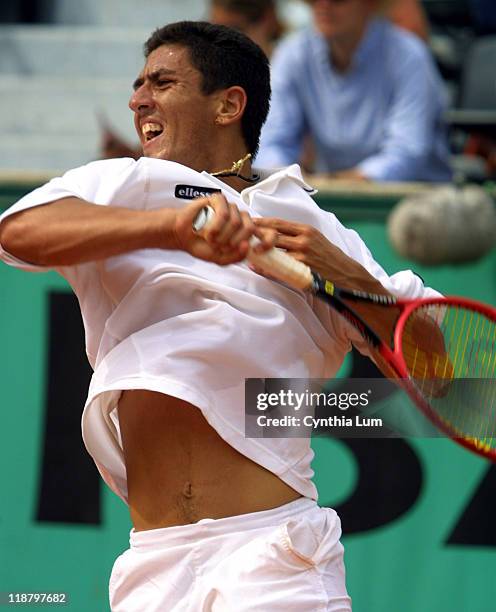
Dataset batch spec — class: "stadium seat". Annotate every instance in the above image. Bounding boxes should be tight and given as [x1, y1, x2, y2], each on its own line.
[444, 35, 496, 182]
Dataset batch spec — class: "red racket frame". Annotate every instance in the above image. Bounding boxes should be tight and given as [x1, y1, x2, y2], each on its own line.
[376, 296, 496, 461]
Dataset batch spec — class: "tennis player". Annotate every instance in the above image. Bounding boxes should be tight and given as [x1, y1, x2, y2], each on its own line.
[0, 22, 439, 611]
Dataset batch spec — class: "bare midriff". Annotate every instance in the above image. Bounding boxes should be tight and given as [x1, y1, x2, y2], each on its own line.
[118, 389, 302, 531]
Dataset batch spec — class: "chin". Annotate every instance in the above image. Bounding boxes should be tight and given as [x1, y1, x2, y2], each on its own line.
[317, 22, 339, 38]
[143, 145, 167, 159]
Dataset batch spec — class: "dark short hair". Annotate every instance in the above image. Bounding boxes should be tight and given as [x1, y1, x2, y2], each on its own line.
[144, 21, 271, 157]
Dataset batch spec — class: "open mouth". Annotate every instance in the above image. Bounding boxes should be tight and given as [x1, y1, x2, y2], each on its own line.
[142, 122, 164, 143]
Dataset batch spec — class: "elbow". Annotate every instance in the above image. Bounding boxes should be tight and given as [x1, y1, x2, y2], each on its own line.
[0, 212, 44, 264]
[0, 214, 24, 253]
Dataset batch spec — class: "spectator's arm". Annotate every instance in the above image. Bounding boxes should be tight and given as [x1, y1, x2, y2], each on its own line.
[356, 47, 446, 181]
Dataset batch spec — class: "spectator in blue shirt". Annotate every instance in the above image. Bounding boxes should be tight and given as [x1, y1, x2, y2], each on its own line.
[256, 0, 452, 182]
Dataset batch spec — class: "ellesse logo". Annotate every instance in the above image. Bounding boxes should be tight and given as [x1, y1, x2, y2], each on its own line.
[174, 185, 222, 200]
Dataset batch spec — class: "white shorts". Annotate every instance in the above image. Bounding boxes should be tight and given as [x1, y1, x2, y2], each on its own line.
[109, 498, 351, 611]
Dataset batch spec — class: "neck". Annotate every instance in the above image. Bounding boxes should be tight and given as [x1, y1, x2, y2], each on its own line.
[217, 173, 255, 193]
[328, 22, 369, 73]
[209, 152, 257, 193]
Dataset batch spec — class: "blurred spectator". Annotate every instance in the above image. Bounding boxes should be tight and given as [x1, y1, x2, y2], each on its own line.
[209, 0, 284, 58]
[99, 112, 141, 161]
[256, 0, 452, 182]
[388, 0, 429, 42]
[100, 1, 285, 160]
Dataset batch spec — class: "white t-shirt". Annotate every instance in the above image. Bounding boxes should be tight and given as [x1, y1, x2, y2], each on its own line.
[0, 158, 439, 503]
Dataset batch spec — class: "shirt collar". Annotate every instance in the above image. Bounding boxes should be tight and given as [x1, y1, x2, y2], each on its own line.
[311, 17, 387, 71]
[241, 164, 317, 204]
[354, 18, 386, 67]
[204, 164, 317, 205]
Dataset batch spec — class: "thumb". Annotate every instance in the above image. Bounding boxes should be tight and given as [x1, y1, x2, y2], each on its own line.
[175, 199, 212, 241]
[182, 199, 211, 228]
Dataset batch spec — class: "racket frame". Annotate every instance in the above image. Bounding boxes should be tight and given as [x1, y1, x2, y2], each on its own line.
[393, 295, 496, 461]
[322, 287, 496, 461]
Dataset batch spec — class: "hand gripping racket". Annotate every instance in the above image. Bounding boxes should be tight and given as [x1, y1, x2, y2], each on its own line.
[194, 206, 496, 461]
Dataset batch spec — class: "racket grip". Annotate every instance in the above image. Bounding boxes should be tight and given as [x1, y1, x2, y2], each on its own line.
[193, 206, 313, 291]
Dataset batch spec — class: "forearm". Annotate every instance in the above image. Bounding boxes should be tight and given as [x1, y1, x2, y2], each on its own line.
[325, 168, 369, 182]
[334, 264, 392, 297]
[0, 194, 275, 268]
[325, 259, 399, 344]
[252, 216, 397, 342]
[357, 150, 424, 182]
[0, 197, 176, 266]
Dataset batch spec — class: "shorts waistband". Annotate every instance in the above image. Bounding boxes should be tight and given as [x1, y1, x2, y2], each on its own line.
[129, 497, 317, 551]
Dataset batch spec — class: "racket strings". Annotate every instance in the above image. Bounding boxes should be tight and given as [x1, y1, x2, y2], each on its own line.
[401, 304, 496, 452]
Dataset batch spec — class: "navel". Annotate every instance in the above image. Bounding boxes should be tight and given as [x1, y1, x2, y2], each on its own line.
[182, 481, 194, 499]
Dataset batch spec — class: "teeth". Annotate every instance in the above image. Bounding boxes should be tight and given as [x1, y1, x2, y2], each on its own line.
[142, 122, 162, 134]
[142, 122, 163, 139]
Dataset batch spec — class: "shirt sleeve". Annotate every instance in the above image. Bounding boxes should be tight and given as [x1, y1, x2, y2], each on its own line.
[0, 158, 137, 272]
[357, 42, 449, 182]
[0, 158, 142, 367]
[256, 40, 307, 168]
[314, 208, 442, 356]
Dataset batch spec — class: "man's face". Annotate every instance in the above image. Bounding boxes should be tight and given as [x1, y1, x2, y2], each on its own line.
[129, 44, 219, 167]
[308, 0, 375, 40]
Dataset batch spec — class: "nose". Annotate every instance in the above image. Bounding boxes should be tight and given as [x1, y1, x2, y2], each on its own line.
[129, 83, 154, 114]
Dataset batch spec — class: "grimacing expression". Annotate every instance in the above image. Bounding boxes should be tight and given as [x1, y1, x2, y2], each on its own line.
[129, 44, 221, 166]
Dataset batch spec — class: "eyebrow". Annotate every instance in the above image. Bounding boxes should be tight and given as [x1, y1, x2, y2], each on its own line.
[132, 68, 177, 90]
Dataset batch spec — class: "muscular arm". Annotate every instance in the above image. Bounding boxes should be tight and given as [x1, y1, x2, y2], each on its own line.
[253, 217, 390, 295]
[0, 194, 273, 267]
[253, 217, 402, 346]
[254, 217, 451, 392]
[0, 197, 175, 266]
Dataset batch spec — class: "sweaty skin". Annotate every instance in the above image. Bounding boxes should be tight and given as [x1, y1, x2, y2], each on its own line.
[118, 390, 301, 530]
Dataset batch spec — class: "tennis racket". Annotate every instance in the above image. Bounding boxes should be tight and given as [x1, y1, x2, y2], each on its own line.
[194, 206, 496, 461]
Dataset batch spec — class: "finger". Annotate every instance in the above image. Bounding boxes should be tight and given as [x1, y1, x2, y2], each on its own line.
[182, 197, 215, 228]
[253, 217, 304, 236]
[174, 199, 212, 251]
[272, 233, 301, 252]
[214, 202, 243, 245]
[228, 211, 256, 247]
[193, 235, 247, 264]
[204, 193, 230, 242]
[215, 242, 250, 265]
[252, 227, 277, 253]
[248, 262, 278, 281]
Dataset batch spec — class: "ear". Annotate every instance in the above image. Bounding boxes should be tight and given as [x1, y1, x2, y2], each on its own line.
[214, 86, 247, 127]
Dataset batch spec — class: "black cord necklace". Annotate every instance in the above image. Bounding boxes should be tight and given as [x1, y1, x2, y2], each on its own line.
[211, 153, 260, 183]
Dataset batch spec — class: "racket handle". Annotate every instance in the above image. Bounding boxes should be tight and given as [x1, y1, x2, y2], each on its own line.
[193, 206, 314, 291]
